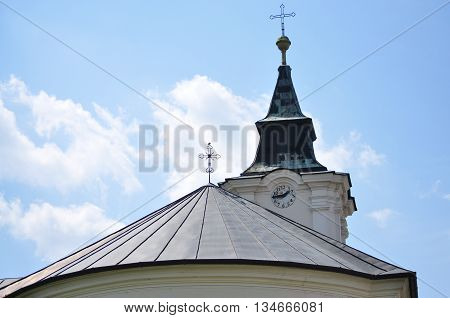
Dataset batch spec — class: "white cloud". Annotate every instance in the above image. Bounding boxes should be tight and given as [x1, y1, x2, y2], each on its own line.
[0, 194, 123, 261]
[149, 75, 266, 200]
[443, 194, 450, 201]
[418, 180, 446, 199]
[358, 145, 386, 168]
[148, 75, 386, 200]
[0, 76, 141, 193]
[314, 129, 385, 173]
[368, 208, 394, 228]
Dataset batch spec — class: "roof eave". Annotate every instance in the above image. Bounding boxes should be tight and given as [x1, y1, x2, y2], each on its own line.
[5, 259, 417, 298]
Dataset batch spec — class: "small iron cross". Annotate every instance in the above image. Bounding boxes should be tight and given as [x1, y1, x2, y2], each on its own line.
[270, 4, 296, 36]
[198, 143, 221, 184]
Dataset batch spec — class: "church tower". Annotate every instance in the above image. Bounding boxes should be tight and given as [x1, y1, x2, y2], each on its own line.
[220, 29, 356, 243]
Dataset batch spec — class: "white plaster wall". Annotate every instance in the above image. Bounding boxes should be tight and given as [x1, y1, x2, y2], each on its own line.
[14, 264, 412, 298]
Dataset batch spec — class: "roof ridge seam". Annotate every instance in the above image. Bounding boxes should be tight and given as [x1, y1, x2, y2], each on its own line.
[272, 211, 389, 272]
[117, 188, 206, 265]
[215, 190, 279, 261]
[45, 190, 197, 279]
[210, 188, 239, 259]
[227, 181, 390, 271]
[33, 186, 204, 282]
[154, 188, 208, 261]
[219, 189, 318, 265]
[195, 187, 210, 259]
[217, 188, 353, 270]
[8, 188, 197, 290]
[47, 202, 176, 278]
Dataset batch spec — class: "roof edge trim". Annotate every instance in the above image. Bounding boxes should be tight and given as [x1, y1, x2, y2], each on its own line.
[6, 259, 417, 298]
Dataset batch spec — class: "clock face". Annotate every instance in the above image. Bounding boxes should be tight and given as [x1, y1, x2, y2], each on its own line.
[272, 184, 296, 209]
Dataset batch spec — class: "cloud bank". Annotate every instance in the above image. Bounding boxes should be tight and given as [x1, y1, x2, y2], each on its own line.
[0, 76, 141, 193]
[0, 194, 123, 261]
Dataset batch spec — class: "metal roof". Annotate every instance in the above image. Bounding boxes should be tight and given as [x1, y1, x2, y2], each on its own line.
[0, 278, 20, 290]
[242, 64, 327, 175]
[0, 184, 415, 297]
[262, 65, 305, 120]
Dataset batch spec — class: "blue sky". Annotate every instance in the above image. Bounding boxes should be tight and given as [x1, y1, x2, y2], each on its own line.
[0, 0, 449, 297]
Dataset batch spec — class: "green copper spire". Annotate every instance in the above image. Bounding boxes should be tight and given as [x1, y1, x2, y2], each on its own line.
[242, 10, 326, 175]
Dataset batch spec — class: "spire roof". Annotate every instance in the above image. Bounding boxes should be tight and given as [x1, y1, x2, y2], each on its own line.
[261, 30, 304, 120]
[242, 31, 327, 174]
[261, 64, 305, 121]
[0, 185, 414, 297]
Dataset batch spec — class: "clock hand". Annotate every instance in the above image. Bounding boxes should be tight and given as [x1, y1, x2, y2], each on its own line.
[272, 191, 290, 199]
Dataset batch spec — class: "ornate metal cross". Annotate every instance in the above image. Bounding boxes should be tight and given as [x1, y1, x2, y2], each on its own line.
[198, 142, 221, 184]
[270, 4, 296, 36]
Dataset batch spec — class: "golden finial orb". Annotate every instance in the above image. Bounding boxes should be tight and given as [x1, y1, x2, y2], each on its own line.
[276, 36, 291, 65]
[276, 35, 291, 51]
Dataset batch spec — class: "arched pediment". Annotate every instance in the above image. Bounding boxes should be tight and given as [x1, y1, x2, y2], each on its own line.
[259, 168, 303, 189]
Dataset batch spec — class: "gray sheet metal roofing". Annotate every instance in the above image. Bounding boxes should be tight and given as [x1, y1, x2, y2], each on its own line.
[0, 278, 20, 290]
[1, 184, 415, 297]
